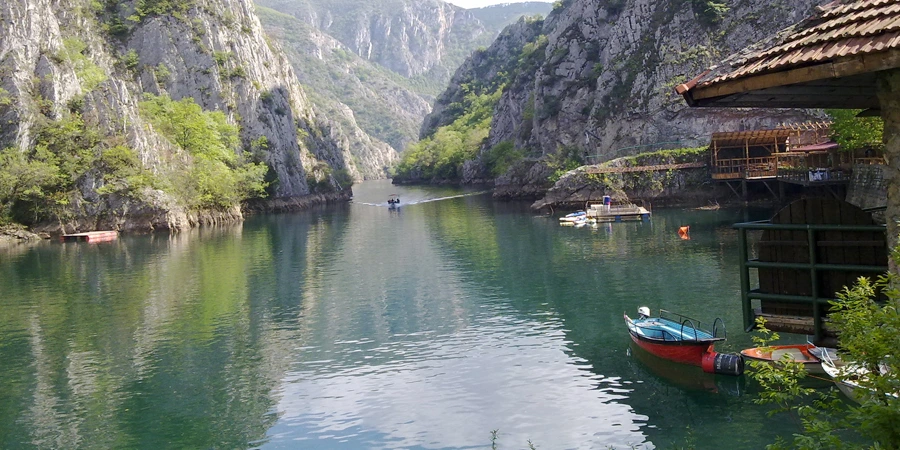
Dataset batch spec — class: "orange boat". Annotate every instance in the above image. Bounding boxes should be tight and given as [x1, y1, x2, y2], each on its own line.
[740, 344, 828, 375]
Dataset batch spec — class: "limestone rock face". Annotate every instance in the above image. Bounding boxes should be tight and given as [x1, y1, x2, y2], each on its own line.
[425, 0, 827, 197]
[0, 0, 359, 230]
[262, 0, 491, 80]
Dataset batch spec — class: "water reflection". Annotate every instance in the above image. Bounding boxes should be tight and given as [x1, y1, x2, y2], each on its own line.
[0, 181, 790, 449]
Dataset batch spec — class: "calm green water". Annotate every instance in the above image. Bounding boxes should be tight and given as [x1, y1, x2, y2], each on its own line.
[0, 180, 799, 449]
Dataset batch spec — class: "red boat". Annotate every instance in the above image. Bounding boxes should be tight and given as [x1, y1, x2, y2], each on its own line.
[625, 307, 742, 376]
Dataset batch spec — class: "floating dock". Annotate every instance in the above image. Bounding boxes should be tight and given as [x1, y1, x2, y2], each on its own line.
[61, 231, 119, 243]
[586, 204, 651, 222]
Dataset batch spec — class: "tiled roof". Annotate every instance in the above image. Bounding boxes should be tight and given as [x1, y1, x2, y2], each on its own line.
[690, 0, 900, 89]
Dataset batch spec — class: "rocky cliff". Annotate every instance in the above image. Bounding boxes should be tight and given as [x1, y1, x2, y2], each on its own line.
[257, 5, 424, 165]
[421, 0, 827, 196]
[0, 0, 364, 231]
[256, 0, 553, 161]
[257, 0, 556, 181]
[258, 0, 492, 88]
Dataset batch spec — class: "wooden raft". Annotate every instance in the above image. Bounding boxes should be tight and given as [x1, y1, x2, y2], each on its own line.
[62, 231, 119, 243]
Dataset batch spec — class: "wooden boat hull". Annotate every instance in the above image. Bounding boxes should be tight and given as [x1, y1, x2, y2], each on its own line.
[740, 344, 825, 375]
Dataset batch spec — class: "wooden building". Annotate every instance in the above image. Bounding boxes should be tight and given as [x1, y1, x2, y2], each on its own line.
[676, 0, 900, 247]
[676, 0, 898, 338]
[709, 121, 855, 199]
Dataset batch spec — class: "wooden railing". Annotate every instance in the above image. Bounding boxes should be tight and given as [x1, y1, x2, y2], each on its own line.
[712, 157, 777, 180]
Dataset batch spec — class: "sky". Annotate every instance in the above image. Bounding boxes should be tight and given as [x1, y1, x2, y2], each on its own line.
[444, 0, 552, 9]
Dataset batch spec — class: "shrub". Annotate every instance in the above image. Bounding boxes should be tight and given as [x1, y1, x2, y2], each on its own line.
[154, 63, 171, 83]
[121, 49, 140, 71]
[485, 141, 523, 177]
[747, 264, 900, 448]
[692, 0, 728, 25]
[139, 94, 267, 208]
[60, 38, 107, 92]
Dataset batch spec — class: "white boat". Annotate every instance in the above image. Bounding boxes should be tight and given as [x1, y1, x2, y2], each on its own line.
[818, 350, 894, 403]
[559, 210, 586, 223]
[820, 357, 867, 402]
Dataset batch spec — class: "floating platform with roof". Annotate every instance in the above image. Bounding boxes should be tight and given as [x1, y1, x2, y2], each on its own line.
[586, 203, 651, 222]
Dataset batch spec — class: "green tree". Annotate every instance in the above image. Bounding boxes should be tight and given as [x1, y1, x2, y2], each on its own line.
[394, 88, 500, 182]
[0, 147, 61, 224]
[827, 109, 884, 152]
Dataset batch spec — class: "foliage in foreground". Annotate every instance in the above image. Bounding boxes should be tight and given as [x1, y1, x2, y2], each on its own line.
[747, 251, 900, 449]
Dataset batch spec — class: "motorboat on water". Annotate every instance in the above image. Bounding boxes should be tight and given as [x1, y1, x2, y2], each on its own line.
[625, 307, 743, 376]
[387, 194, 400, 207]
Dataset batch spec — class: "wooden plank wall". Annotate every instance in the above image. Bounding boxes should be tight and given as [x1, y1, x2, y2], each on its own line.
[757, 198, 887, 317]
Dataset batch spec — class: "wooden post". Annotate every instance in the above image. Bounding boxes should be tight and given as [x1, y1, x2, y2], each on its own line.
[877, 69, 900, 273]
[744, 137, 750, 178]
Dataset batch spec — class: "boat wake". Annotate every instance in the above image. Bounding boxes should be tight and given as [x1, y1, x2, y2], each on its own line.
[355, 190, 491, 207]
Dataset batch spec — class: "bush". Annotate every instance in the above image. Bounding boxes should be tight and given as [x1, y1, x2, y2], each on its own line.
[121, 49, 140, 71]
[747, 258, 900, 448]
[692, 0, 728, 25]
[139, 94, 267, 208]
[485, 141, 522, 177]
[60, 38, 107, 92]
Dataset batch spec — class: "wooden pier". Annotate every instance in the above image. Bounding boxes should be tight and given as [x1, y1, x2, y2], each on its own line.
[586, 203, 651, 222]
[62, 231, 119, 243]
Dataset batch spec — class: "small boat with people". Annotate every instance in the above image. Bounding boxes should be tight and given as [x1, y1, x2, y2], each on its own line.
[387, 194, 400, 207]
[740, 343, 834, 375]
[625, 307, 743, 375]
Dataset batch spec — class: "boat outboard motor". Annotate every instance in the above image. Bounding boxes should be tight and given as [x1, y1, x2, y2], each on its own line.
[701, 348, 744, 376]
[637, 306, 651, 319]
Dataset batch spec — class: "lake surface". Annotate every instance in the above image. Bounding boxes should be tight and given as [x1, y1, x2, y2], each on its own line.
[0, 180, 801, 449]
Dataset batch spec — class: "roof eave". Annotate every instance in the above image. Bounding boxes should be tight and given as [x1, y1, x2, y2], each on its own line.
[680, 48, 900, 108]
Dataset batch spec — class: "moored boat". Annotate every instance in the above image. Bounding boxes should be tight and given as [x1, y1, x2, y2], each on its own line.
[821, 357, 866, 402]
[558, 210, 586, 223]
[625, 307, 742, 376]
[740, 344, 829, 375]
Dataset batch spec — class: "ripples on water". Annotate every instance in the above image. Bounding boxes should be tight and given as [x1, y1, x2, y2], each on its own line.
[0, 181, 790, 449]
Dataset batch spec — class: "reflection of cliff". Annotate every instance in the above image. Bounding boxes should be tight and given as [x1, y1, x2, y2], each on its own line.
[0, 227, 305, 448]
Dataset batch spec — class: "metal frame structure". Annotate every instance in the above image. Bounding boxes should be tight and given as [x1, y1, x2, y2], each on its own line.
[734, 220, 887, 342]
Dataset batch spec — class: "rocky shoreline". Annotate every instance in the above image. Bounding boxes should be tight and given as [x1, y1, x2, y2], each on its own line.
[0, 191, 353, 244]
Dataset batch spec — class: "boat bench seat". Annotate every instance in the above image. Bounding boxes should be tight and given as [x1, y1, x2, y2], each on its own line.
[772, 348, 809, 361]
